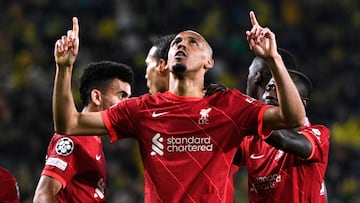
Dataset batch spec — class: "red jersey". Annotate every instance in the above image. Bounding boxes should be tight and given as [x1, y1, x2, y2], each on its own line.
[0, 166, 20, 203]
[41, 133, 107, 203]
[102, 90, 270, 203]
[240, 124, 330, 203]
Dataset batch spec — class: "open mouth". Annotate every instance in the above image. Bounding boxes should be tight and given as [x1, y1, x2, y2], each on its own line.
[175, 51, 187, 57]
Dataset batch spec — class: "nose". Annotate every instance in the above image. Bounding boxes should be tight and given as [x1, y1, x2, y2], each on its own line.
[177, 40, 186, 50]
[262, 91, 269, 102]
[262, 85, 277, 102]
[267, 88, 277, 97]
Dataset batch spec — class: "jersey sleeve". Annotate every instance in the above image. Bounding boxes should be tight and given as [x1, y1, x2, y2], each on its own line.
[299, 125, 330, 162]
[101, 97, 138, 142]
[41, 135, 81, 188]
[0, 168, 19, 202]
[239, 140, 247, 166]
[229, 89, 272, 138]
[257, 105, 272, 139]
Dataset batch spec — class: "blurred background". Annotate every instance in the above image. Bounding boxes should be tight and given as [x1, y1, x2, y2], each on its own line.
[0, 0, 359, 202]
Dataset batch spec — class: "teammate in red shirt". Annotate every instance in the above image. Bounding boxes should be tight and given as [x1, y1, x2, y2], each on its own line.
[237, 70, 330, 203]
[33, 61, 133, 203]
[0, 166, 20, 203]
[51, 11, 306, 202]
[145, 34, 175, 95]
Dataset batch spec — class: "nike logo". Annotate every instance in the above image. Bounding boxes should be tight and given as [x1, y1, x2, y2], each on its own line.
[152, 111, 169, 118]
[96, 155, 101, 160]
[250, 154, 264, 160]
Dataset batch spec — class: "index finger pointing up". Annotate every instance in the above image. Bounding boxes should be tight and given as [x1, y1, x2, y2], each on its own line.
[72, 17, 79, 37]
[249, 11, 259, 26]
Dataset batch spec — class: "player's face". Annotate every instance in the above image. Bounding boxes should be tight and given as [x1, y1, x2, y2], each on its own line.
[145, 46, 169, 94]
[246, 58, 268, 99]
[262, 78, 278, 106]
[246, 60, 259, 98]
[101, 79, 131, 109]
[168, 31, 213, 74]
[145, 46, 160, 94]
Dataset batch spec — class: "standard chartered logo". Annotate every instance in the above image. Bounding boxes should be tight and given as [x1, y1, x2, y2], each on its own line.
[250, 173, 282, 193]
[150, 133, 213, 156]
[167, 136, 213, 152]
[151, 133, 164, 156]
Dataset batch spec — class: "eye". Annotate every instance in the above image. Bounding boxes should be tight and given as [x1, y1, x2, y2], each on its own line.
[171, 37, 182, 47]
[190, 38, 197, 44]
[118, 91, 129, 99]
[265, 84, 276, 91]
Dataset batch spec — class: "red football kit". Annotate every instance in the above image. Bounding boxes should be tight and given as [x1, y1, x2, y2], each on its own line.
[240, 122, 330, 203]
[41, 134, 107, 203]
[102, 90, 271, 203]
[0, 166, 20, 202]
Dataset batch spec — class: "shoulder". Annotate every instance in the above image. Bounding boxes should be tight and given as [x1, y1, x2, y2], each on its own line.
[301, 125, 330, 137]
[0, 167, 15, 179]
[300, 124, 331, 147]
[50, 135, 95, 156]
[206, 88, 263, 106]
[52, 134, 87, 145]
[204, 88, 238, 100]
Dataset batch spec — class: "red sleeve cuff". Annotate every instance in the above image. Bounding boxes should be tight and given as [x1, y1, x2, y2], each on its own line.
[257, 105, 273, 140]
[299, 131, 316, 160]
[101, 111, 118, 142]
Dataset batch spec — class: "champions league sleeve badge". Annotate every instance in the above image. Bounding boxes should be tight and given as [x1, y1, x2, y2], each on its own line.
[55, 137, 74, 156]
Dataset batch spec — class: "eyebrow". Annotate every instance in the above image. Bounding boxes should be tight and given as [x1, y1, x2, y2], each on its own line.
[174, 35, 201, 42]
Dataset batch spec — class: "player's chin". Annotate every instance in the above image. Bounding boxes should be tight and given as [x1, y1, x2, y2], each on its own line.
[264, 99, 278, 106]
[173, 63, 186, 71]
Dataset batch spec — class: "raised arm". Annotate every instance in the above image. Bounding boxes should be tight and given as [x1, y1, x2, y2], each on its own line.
[246, 11, 305, 129]
[53, 17, 107, 136]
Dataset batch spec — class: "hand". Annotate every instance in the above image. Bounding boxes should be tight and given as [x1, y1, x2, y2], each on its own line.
[246, 11, 278, 60]
[54, 17, 79, 68]
[204, 83, 228, 97]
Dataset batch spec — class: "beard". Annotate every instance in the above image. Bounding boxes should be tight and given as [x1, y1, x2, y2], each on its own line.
[171, 63, 187, 80]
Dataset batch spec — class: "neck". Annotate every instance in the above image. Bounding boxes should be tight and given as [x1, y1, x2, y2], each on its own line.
[168, 73, 204, 97]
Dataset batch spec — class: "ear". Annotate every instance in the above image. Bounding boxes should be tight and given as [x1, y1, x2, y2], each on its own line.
[204, 58, 214, 70]
[90, 89, 102, 106]
[158, 59, 167, 74]
[302, 97, 309, 107]
[254, 71, 262, 84]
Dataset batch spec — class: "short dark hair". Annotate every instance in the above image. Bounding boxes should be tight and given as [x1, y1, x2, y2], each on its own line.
[278, 48, 297, 70]
[152, 34, 176, 63]
[253, 48, 297, 85]
[79, 61, 134, 106]
[288, 69, 312, 99]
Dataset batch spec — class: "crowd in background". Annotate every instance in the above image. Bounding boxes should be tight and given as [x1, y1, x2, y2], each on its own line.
[0, 0, 359, 202]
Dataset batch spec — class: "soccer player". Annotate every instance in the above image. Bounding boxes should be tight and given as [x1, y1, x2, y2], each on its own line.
[246, 48, 297, 100]
[33, 61, 134, 203]
[51, 11, 306, 202]
[0, 166, 20, 203]
[146, 34, 227, 97]
[145, 34, 175, 95]
[237, 69, 330, 203]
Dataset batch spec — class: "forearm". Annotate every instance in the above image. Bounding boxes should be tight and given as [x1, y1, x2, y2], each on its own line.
[52, 64, 79, 134]
[266, 54, 305, 127]
[33, 192, 58, 203]
[265, 129, 312, 159]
